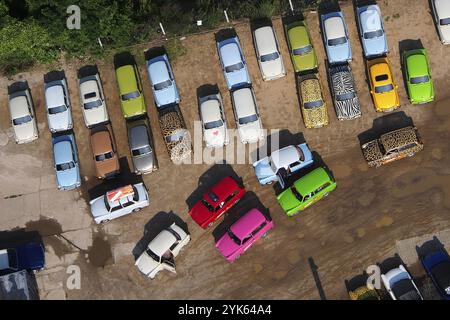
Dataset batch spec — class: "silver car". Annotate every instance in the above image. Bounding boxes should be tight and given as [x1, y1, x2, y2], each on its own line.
[78, 71, 109, 127]
[44, 72, 73, 133]
[7, 81, 38, 144]
[127, 118, 158, 175]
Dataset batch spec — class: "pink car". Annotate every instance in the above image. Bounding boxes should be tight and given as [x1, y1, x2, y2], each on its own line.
[215, 208, 274, 262]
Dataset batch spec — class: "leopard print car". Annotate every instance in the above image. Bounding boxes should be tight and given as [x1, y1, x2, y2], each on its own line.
[158, 106, 192, 163]
[361, 126, 423, 167]
[298, 73, 329, 128]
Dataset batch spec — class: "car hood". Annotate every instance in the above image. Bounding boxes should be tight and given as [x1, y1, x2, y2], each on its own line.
[226, 67, 250, 89]
[204, 125, 227, 147]
[89, 196, 108, 218]
[302, 105, 329, 128]
[189, 202, 211, 227]
[56, 166, 80, 189]
[363, 36, 388, 57]
[84, 106, 108, 126]
[48, 110, 71, 131]
[15, 244, 45, 270]
[335, 97, 362, 120]
[154, 84, 178, 107]
[238, 120, 263, 143]
[133, 153, 155, 173]
[253, 157, 275, 183]
[277, 188, 299, 213]
[260, 59, 284, 79]
[409, 82, 434, 102]
[135, 251, 160, 276]
[14, 122, 37, 142]
[95, 158, 119, 177]
[122, 97, 145, 118]
[374, 91, 399, 110]
[328, 44, 352, 64]
[362, 140, 383, 162]
[293, 51, 317, 71]
[215, 233, 240, 259]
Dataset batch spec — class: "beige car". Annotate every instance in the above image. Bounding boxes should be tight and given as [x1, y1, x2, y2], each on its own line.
[90, 124, 120, 178]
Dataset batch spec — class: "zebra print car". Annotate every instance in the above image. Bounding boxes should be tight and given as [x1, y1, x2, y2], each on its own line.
[329, 64, 361, 120]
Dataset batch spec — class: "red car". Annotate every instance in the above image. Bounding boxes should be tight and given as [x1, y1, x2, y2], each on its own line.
[189, 176, 246, 229]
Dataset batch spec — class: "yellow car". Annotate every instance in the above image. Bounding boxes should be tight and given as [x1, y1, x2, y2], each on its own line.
[367, 57, 400, 112]
[298, 73, 329, 129]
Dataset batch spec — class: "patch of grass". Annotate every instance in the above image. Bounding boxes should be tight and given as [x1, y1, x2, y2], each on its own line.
[165, 38, 187, 62]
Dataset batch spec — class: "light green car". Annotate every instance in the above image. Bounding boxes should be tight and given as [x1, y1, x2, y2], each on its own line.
[285, 20, 318, 73]
[277, 167, 337, 216]
[403, 48, 434, 104]
[116, 64, 146, 118]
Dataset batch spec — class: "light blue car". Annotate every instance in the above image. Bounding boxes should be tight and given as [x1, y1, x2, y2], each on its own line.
[146, 54, 180, 108]
[217, 36, 252, 90]
[252, 144, 313, 187]
[357, 4, 388, 58]
[52, 133, 81, 191]
[321, 11, 352, 64]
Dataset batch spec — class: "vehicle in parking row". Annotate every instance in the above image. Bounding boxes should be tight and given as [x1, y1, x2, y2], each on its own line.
[198, 91, 230, 148]
[52, 132, 81, 191]
[158, 105, 192, 163]
[320, 10, 352, 64]
[189, 176, 246, 229]
[230, 87, 265, 144]
[7, 81, 38, 144]
[328, 64, 361, 120]
[216, 34, 252, 90]
[431, 0, 450, 44]
[356, 4, 388, 58]
[348, 285, 380, 300]
[277, 167, 337, 216]
[381, 264, 423, 300]
[215, 208, 274, 263]
[297, 73, 329, 129]
[284, 20, 318, 73]
[253, 144, 314, 187]
[366, 57, 400, 112]
[361, 126, 424, 168]
[90, 124, 120, 179]
[78, 72, 109, 127]
[0, 242, 45, 275]
[403, 48, 435, 104]
[44, 75, 73, 133]
[135, 222, 190, 279]
[253, 25, 286, 81]
[420, 248, 450, 300]
[89, 183, 149, 224]
[115, 63, 146, 119]
[146, 53, 180, 108]
[127, 118, 158, 175]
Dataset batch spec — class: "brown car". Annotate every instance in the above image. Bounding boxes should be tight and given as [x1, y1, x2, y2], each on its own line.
[361, 126, 423, 168]
[90, 124, 120, 178]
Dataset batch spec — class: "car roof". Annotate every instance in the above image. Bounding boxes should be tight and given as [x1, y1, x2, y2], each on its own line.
[147, 230, 177, 256]
[406, 51, 428, 77]
[204, 176, 239, 203]
[435, 0, 450, 18]
[80, 79, 100, 101]
[45, 85, 65, 108]
[324, 16, 345, 39]
[270, 145, 302, 169]
[370, 61, 392, 85]
[360, 5, 382, 32]
[380, 126, 419, 151]
[232, 88, 256, 118]
[130, 124, 149, 149]
[300, 76, 322, 102]
[288, 24, 310, 48]
[116, 65, 138, 94]
[220, 41, 242, 66]
[160, 110, 183, 133]
[230, 208, 266, 240]
[293, 167, 331, 195]
[54, 140, 73, 164]
[200, 99, 221, 123]
[9, 95, 30, 118]
[149, 60, 170, 84]
[254, 26, 278, 56]
[91, 129, 113, 155]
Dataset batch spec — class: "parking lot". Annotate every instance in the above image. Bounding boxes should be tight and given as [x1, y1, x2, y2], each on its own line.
[1, 0, 450, 299]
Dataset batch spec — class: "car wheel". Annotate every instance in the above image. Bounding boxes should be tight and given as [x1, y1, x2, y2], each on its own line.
[100, 219, 110, 224]
[133, 208, 142, 213]
[266, 181, 273, 185]
[261, 232, 268, 238]
[323, 192, 330, 198]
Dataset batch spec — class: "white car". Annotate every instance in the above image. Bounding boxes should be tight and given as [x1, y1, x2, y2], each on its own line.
[198, 92, 230, 148]
[253, 26, 286, 81]
[231, 87, 265, 144]
[7, 82, 38, 144]
[432, 0, 450, 44]
[135, 222, 190, 279]
[89, 183, 149, 224]
[44, 76, 73, 133]
[381, 264, 423, 300]
[78, 73, 109, 127]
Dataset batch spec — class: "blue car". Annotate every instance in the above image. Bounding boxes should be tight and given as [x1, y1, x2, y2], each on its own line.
[52, 133, 81, 190]
[320, 11, 352, 64]
[146, 54, 180, 108]
[357, 4, 388, 58]
[421, 248, 450, 300]
[216, 36, 252, 90]
[0, 242, 45, 274]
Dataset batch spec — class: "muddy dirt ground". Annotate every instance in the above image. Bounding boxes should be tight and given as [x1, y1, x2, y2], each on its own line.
[1, 0, 450, 299]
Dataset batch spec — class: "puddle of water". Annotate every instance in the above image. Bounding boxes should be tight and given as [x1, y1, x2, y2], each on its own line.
[87, 235, 113, 268]
[25, 216, 63, 237]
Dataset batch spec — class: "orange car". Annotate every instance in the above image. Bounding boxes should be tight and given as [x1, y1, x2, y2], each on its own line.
[90, 124, 120, 179]
[367, 57, 400, 112]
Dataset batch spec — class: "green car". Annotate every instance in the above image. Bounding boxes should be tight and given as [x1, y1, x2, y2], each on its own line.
[277, 167, 337, 216]
[116, 64, 146, 118]
[285, 20, 318, 73]
[403, 49, 434, 104]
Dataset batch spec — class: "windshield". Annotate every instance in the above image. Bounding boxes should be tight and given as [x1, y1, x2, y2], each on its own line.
[227, 229, 241, 245]
[49, 105, 67, 114]
[95, 151, 114, 162]
[375, 84, 394, 93]
[201, 199, 214, 212]
[166, 130, 186, 143]
[293, 45, 312, 55]
[7, 249, 18, 269]
[336, 92, 355, 101]
[440, 18, 450, 26]
[84, 99, 102, 110]
[56, 161, 75, 171]
[291, 186, 303, 202]
[13, 115, 32, 126]
[328, 37, 347, 46]
[154, 79, 172, 91]
[204, 119, 223, 130]
[132, 146, 152, 156]
[121, 91, 140, 101]
[225, 62, 244, 73]
[364, 29, 383, 39]
[238, 114, 258, 125]
[145, 248, 161, 262]
[260, 52, 279, 62]
[304, 100, 323, 109]
[410, 75, 430, 84]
